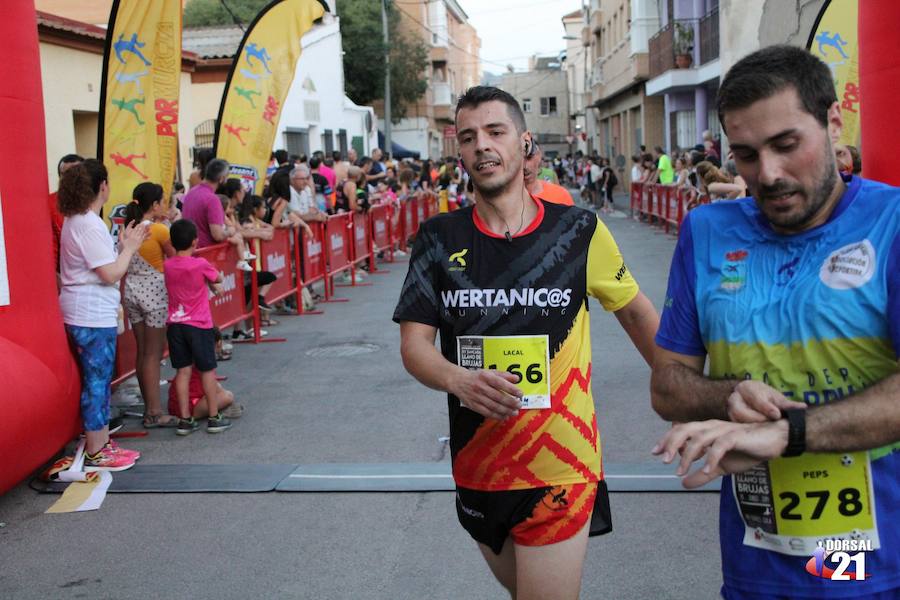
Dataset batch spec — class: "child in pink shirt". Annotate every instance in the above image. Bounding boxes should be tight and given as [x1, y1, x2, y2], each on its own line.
[164, 219, 232, 435]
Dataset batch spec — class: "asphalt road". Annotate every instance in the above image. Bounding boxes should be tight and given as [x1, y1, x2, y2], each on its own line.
[0, 196, 724, 599]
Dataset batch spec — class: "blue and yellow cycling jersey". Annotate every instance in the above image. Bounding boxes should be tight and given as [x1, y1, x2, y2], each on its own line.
[657, 176, 900, 598]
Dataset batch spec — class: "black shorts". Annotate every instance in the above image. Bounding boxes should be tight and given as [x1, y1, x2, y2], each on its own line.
[166, 323, 217, 372]
[244, 270, 277, 300]
[456, 480, 612, 555]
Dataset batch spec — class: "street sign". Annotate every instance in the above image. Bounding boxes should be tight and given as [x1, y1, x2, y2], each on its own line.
[443, 126, 457, 139]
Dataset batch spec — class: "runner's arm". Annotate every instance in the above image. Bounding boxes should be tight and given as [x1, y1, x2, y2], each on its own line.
[655, 369, 900, 488]
[804, 369, 900, 452]
[651, 347, 731, 421]
[399, 321, 523, 421]
[613, 291, 659, 367]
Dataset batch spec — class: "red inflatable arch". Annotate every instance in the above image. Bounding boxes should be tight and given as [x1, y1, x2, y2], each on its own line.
[859, 0, 899, 186]
[0, 0, 81, 495]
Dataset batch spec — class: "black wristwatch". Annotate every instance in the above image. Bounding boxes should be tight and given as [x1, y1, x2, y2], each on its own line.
[780, 409, 806, 457]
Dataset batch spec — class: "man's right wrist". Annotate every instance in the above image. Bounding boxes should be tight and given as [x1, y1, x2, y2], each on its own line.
[443, 365, 466, 396]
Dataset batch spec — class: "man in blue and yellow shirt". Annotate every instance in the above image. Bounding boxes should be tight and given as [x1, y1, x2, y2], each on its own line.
[653, 45, 900, 599]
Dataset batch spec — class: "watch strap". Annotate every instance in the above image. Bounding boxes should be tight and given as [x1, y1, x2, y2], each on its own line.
[780, 408, 806, 457]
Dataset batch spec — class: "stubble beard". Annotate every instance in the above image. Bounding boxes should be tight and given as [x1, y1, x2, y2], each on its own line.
[757, 141, 839, 231]
[474, 157, 522, 202]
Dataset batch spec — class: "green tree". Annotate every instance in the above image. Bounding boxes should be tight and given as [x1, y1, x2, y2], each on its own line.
[183, 0, 270, 27]
[336, 0, 428, 121]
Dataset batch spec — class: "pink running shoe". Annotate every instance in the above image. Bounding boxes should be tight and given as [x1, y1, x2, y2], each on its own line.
[107, 439, 141, 461]
[84, 445, 136, 472]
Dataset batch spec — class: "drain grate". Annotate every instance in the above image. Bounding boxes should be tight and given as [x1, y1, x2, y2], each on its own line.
[305, 343, 381, 358]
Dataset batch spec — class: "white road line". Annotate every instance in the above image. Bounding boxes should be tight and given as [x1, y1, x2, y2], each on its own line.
[289, 473, 450, 479]
[288, 473, 681, 480]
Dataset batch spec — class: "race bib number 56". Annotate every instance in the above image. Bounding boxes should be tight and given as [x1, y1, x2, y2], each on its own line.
[457, 335, 551, 409]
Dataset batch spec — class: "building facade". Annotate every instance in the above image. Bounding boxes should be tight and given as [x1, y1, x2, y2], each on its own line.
[381, 0, 481, 160]
[588, 0, 665, 183]
[573, 0, 831, 177]
[499, 56, 571, 159]
[35, 1, 375, 190]
[562, 9, 590, 157]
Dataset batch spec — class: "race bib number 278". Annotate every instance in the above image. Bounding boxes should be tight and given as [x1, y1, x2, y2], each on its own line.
[457, 335, 551, 409]
[734, 451, 879, 556]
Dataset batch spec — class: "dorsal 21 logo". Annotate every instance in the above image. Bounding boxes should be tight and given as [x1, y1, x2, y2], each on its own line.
[805, 539, 872, 581]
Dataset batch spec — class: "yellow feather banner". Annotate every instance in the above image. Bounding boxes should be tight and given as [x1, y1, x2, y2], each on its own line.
[98, 0, 182, 232]
[807, 0, 860, 146]
[214, 0, 328, 193]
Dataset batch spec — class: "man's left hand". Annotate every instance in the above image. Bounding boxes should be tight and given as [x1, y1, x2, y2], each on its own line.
[652, 419, 789, 488]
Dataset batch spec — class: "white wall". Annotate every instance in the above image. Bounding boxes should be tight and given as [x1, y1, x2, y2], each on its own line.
[383, 116, 432, 159]
[275, 17, 376, 157]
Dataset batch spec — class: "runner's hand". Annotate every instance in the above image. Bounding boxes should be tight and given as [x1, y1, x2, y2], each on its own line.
[120, 220, 149, 253]
[210, 283, 223, 296]
[451, 369, 523, 421]
[727, 380, 804, 423]
[652, 419, 789, 488]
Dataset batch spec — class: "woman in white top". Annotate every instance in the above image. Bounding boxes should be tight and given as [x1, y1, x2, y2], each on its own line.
[58, 159, 148, 471]
[630, 154, 644, 184]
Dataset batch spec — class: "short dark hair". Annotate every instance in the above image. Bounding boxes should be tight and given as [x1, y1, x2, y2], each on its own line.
[331, 150, 342, 162]
[274, 149, 289, 165]
[268, 170, 291, 201]
[847, 145, 861, 174]
[309, 156, 321, 170]
[717, 45, 837, 133]
[217, 178, 243, 199]
[455, 86, 527, 134]
[170, 219, 198, 251]
[57, 154, 83, 176]
[204, 158, 229, 182]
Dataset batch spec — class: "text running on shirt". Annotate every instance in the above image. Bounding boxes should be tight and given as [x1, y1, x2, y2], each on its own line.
[441, 288, 573, 309]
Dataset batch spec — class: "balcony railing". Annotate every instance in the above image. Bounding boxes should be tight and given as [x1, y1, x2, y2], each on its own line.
[649, 19, 704, 79]
[699, 7, 719, 65]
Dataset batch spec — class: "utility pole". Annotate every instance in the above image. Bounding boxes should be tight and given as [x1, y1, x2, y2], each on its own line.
[382, 0, 392, 158]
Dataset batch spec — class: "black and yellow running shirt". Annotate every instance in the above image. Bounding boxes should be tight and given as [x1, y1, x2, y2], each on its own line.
[393, 198, 639, 491]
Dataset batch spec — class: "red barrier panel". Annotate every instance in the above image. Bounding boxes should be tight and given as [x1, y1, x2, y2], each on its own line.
[301, 222, 326, 286]
[661, 186, 680, 234]
[405, 199, 418, 239]
[198, 243, 252, 330]
[389, 202, 409, 252]
[350, 211, 370, 268]
[415, 197, 425, 230]
[630, 182, 642, 216]
[639, 184, 651, 219]
[370, 204, 394, 265]
[259, 228, 294, 304]
[371, 205, 391, 253]
[324, 213, 352, 299]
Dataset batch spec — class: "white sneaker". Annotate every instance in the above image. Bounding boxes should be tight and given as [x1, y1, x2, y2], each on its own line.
[243, 250, 256, 260]
[236, 260, 254, 272]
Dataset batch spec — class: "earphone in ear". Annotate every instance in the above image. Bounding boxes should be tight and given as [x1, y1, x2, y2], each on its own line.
[524, 137, 536, 158]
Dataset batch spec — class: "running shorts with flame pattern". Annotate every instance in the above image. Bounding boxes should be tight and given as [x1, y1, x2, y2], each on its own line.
[456, 481, 611, 554]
